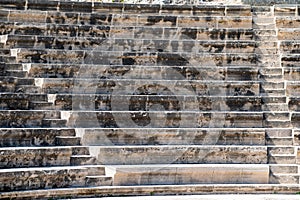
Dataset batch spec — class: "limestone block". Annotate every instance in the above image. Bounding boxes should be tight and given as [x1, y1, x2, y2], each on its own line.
[138, 16, 177, 27]
[27, 0, 59, 11]
[91, 145, 267, 165]
[193, 5, 225, 16]
[226, 6, 251, 16]
[82, 128, 265, 146]
[123, 4, 160, 14]
[280, 41, 300, 54]
[270, 165, 298, 174]
[274, 6, 297, 16]
[93, 3, 124, 14]
[111, 164, 269, 186]
[112, 14, 138, 26]
[0, 0, 26, 10]
[178, 17, 217, 28]
[217, 17, 252, 29]
[278, 30, 300, 40]
[0, 166, 91, 191]
[9, 10, 47, 23]
[276, 17, 300, 28]
[286, 82, 300, 96]
[0, 10, 9, 22]
[59, 1, 92, 13]
[0, 147, 72, 168]
[270, 174, 299, 184]
[161, 4, 193, 15]
[0, 128, 75, 147]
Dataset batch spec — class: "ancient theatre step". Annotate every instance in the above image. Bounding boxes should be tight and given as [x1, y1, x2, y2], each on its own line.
[5, 70, 28, 78]
[0, 165, 107, 192]
[29, 101, 54, 110]
[270, 173, 300, 184]
[108, 164, 269, 186]
[85, 175, 113, 187]
[70, 155, 97, 166]
[55, 136, 81, 146]
[0, 128, 76, 147]
[14, 85, 42, 93]
[42, 119, 67, 128]
[0, 146, 74, 168]
[81, 128, 266, 146]
[88, 145, 267, 165]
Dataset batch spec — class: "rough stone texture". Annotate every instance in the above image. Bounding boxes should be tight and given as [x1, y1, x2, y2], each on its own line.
[0, 0, 300, 199]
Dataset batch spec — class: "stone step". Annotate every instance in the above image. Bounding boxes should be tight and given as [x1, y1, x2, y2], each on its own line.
[108, 164, 268, 186]
[264, 121, 291, 129]
[264, 113, 290, 121]
[266, 137, 294, 146]
[2, 184, 300, 199]
[0, 93, 47, 102]
[269, 164, 298, 174]
[268, 146, 295, 155]
[85, 175, 113, 187]
[274, 6, 297, 16]
[260, 75, 284, 81]
[70, 155, 97, 166]
[28, 101, 54, 110]
[262, 97, 287, 104]
[0, 165, 107, 192]
[284, 68, 300, 81]
[88, 145, 267, 165]
[0, 110, 62, 128]
[0, 128, 76, 147]
[286, 81, 300, 96]
[262, 103, 289, 112]
[80, 128, 266, 146]
[260, 82, 285, 90]
[55, 136, 81, 146]
[0, 146, 74, 168]
[3, 10, 252, 28]
[261, 89, 286, 96]
[0, 63, 23, 71]
[68, 111, 263, 128]
[278, 29, 300, 40]
[270, 173, 299, 184]
[4, 70, 27, 78]
[253, 17, 275, 24]
[280, 41, 300, 54]
[3, 6, 252, 25]
[42, 119, 67, 128]
[0, 55, 15, 63]
[268, 155, 296, 164]
[0, 22, 255, 41]
[28, 64, 260, 81]
[266, 129, 292, 138]
[14, 49, 257, 66]
[3, 34, 256, 54]
[276, 17, 300, 28]
[259, 68, 283, 75]
[40, 78, 260, 95]
[58, 94, 263, 112]
[14, 85, 42, 93]
[0, 1, 252, 16]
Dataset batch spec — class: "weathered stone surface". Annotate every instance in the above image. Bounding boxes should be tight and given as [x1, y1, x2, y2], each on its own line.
[1, 0, 300, 197]
[90, 145, 267, 164]
[0, 128, 75, 147]
[111, 164, 269, 185]
[0, 147, 72, 168]
[81, 128, 266, 146]
[0, 165, 107, 192]
[68, 111, 263, 128]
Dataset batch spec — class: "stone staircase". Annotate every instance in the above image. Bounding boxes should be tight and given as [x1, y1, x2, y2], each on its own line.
[0, 0, 300, 199]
